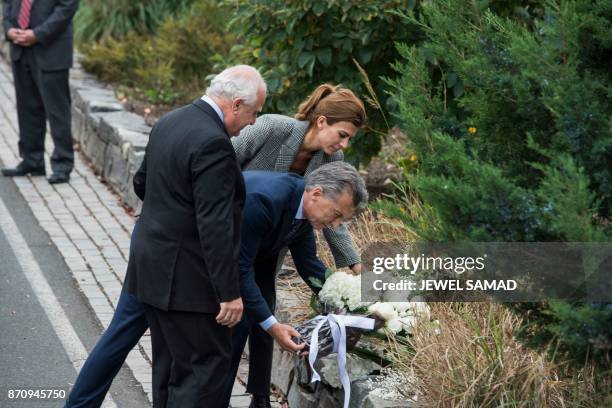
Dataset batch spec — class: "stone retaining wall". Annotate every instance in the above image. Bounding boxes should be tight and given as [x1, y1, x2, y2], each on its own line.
[70, 61, 150, 211]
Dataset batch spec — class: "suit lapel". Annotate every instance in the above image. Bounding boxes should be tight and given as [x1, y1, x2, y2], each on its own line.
[274, 120, 309, 172]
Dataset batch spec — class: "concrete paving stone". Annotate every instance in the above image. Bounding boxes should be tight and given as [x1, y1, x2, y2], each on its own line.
[89, 296, 112, 307]
[230, 396, 251, 407]
[82, 251, 108, 268]
[101, 248, 123, 259]
[65, 257, 89, 270]
[232, 382, 247, 396]
[82, 250, 106, 259]
[73, 239, 98, 250]
[98, 315, 113, 328]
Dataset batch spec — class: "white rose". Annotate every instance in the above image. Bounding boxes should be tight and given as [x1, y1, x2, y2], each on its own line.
[368, 302, 398, 321]
[386, 317, 403, 334]
[399, 315, 418, 334]
[391, 302, 415, 314]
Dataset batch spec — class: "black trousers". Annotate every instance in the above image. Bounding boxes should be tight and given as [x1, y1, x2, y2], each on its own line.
[144, 304, 231, 408]
[12, 48, 73, 174]
[246, 256, 278, 395]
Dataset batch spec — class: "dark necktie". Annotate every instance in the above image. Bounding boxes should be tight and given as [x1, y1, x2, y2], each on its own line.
[18, 0, 33, 29]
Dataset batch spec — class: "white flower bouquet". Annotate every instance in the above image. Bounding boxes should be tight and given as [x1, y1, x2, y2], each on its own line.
[295, 271, 432, 355]
[293, 271, 433, 408]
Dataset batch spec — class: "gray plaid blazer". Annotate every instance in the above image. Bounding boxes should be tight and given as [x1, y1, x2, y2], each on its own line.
[231, 114, 360, 267]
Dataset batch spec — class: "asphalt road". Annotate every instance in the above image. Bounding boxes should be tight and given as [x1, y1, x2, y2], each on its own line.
[0, 173, 150, 407]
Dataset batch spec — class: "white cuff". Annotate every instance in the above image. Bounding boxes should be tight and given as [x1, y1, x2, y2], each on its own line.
[260, 315, 278, 331]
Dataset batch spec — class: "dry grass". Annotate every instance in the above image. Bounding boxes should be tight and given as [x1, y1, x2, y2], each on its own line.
[386, 302, 611, 407]
[284, 210, 611, 406]
[314, 208, 418, 270]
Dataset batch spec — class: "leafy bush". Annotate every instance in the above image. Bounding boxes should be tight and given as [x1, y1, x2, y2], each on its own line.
[79, 1, 235, 104]
[74, 0, 194, 43]
[384, 0, 611, 366]
[222, 0, 422, 164]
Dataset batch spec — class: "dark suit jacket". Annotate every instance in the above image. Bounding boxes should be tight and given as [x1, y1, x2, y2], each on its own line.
[2, 0, 79, 70]
[239, 171, 326, 324]
[125, 99, 245, 313]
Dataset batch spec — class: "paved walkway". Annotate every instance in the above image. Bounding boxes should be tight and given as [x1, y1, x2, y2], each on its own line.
[0, 59, 262, 407]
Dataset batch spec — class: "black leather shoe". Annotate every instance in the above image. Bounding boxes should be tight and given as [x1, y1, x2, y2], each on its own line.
[1, 163, 46, 177]
[249, 395, 272, 408]
[48, 172, 70, 184]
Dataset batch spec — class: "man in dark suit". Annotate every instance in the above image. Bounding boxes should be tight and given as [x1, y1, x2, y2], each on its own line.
[65, 65, 266, 408]
[220, 161, 368, 408]
[1, 0, 79, 184]
[124, 65, 266, 408]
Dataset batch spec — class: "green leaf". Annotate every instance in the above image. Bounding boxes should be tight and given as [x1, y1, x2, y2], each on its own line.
[358, 48, 373, 64]
[312, 2, 326, 17]
[297, 52, 314, 68]
[306, 56, 316, 76]
[309, 277, 324, 288]
[324, 268, 333, 279]
[316, 48, 332, 66]
[447, 72, 457, 88]
[453, 80, 464, 97]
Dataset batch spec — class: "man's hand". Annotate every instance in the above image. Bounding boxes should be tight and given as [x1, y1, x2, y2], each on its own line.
[7, 28, 21, 42]
[216, 297, 243, 327]
[13, 29, 37, 47]
[350, 263, 363, 274]
[268, 323, 305, 353]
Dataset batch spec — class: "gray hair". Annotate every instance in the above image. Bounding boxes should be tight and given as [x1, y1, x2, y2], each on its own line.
[305, 162, 368, 214]
[205, 65, 267, 105]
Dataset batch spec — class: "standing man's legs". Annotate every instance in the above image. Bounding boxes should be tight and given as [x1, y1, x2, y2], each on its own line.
[11, 50, 46, 171]
[144, 305, 232, 408]
[39, 69, 74, 176]
[65, 290, 148, 408]
[246, 257, 278, 402]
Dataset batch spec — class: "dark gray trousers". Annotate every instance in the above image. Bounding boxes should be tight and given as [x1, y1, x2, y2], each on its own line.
[12, 48, 73, 174]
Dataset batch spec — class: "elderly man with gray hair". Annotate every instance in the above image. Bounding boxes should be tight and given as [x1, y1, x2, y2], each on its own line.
[220, 161, 368, 407]
[65, 65, 266, 408]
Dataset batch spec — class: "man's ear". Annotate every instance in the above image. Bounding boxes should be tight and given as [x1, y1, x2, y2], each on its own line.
[311, 187, 324, 199]
[232, 98, 243, 113]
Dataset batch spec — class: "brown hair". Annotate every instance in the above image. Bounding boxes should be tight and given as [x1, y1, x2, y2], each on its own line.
[294, 84, 366, 128]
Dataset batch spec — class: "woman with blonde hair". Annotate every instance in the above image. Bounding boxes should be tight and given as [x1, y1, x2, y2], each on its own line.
[225, 83, 366, 408]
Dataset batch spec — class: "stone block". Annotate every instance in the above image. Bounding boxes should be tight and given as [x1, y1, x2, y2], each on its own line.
[72, 106, 88, 145]
[319, 387, 342, 408]
[119, 128, 149, 153]
[98, 111, 150, 145]
[81, 130, 108, 172]
[104, 143, 129, 193]
[316, 353, 381, 389]
[84, 89, 123, 114]
[270, 341, 296, 396]
[362, 394, 415, 408]
[348, 379, 373, 408]
[287, 384, 318, 408]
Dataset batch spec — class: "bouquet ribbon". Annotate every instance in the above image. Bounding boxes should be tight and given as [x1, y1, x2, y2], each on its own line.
[308, 314, 375, 408]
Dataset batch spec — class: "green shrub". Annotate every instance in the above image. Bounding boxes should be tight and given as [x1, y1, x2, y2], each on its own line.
[79, 0, 235, 105]
[384, 0, 611, 366]
[222, 0, 422, 165]
[74, 0, 194, 43]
